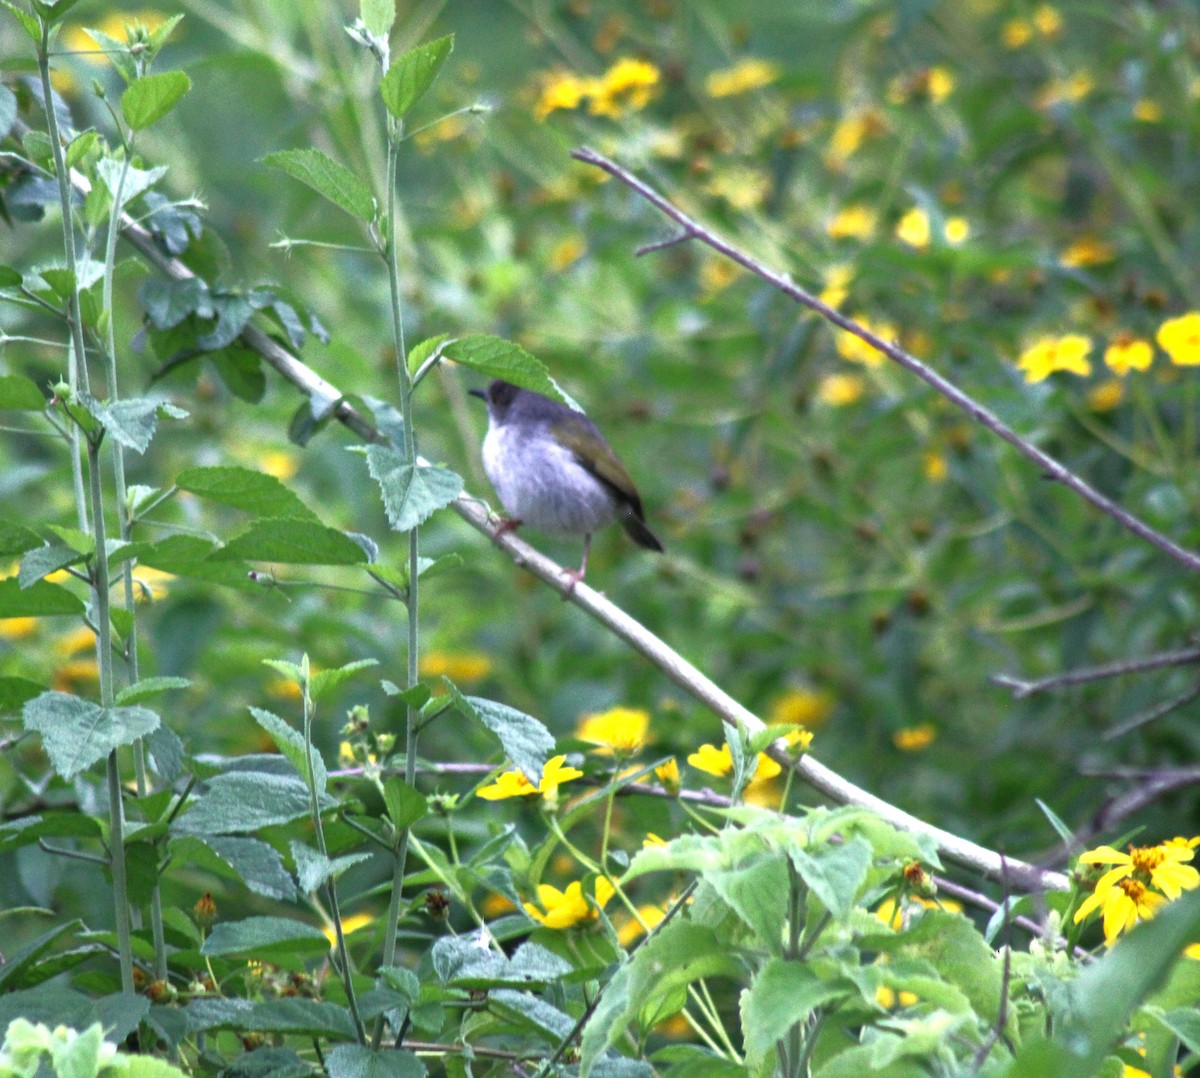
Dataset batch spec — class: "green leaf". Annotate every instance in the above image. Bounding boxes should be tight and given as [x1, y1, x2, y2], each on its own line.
[0, 987, 148, 1046]
[443, 684, 554, 783]
[359, 0, 394, 38]
[364, 448, 463, 532]
[121, 70, 191, 129]
[201, 916, 329, 959]
[325, 1044, 425, 1078]
[176, 465, 317, 521]
[0, 676, 45, 715]
[115, 676, 191, 705]
[262, 148, 376, 222]
[406, 332, 450, 376]
[172, 835, 297, 902]
[119, 535, 258, 590]
[707, 857, 788, 954]
[22, 692, 160, 779]
[0, 373, 46, 410]
[0, 921, 81, 991]
[64, 129, 99, 168]
[0, 576, 84, 619]
[788, 836, 872, 921]
[382, 777, 427, 830]
[444, 335, 576, 407]
[95, 159, 169, 203]
[0, 521, 43, 558]
[580, 922, 742, 1075]
[740, 958, 846, 1070]
[250, 707, 327, 794]
[31, 0, 84, 25]
[1, 2, 41, 42]
[214, 519, 369, 565]
[209, 345, 266, 402]
[174, 772, 326, 834]
[380, 35, 453, 119]
[183, 998, 356, 1039]
[140, 276, 212, 329]
[310, 658, 380, 702]
[18, 542, 85, 588]
[82, 394, 185, 454]
[431, 937, 570, 990]
[290, 842, 371, 894]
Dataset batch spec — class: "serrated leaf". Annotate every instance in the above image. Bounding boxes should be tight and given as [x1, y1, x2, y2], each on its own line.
[172, 835, 296, 902]
[290, 842, 371, 894]
[263, 148, 375, 222]
[0, 578, 85, 617]
[83, 394, 181, 454]
[445, 335, 576, 408]
[176, 465, 316, 521]
[201, 916, 329, 958]
[787, 836, 872, 921]
[1, 2, 41, 42]
[18, 543, 84, 588]
[140, 276, 212, 329]
[0, 374, 47, 410]
[121, 71, 191, 130]
[214, 519, 368, 565]
[115, 676, 190, 705]
[183, 998, 355, 1039]
[382, 777, 427, 831]
[95, 159, 169, 203]
[174, 771, 328, 834]
[250, 707, 327, 795]
[310, 658, 379, 702]
[364, 448, 463, 532]
[380, 35, 453, 119]
[22, 692, 160, 779]
[0, 522, 42, 558]
[740, 958, 847, 1070]
[64, 129, 99, 168]
[325, 1044, 425, 1078]
[444, 685, 553, 783]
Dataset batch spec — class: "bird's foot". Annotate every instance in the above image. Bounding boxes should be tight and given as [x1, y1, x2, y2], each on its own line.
[560, 566, 586, 598]
[491, 517, 522, 540]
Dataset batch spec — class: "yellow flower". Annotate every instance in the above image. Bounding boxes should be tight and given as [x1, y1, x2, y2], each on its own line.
[1032, 5, 1063, 36]
[1016, 334, 1092, 383]
[419, 650, 492, 683]
[768, 688, 834, 728]
[549, 236, 585, 272]
[703, 166, 770, 211]
[1037, 71, 1093, 109]
[1002, 18, 1032, 48]
[896, 208, 931, 249]
[534, 71, 591, 119]
[826, 205, 876, 240]
[617, 904, 666, 945]
[816, 373, 866, 406]
[320, 912, 373, 947]
[826, 110, 884, 166]
[1133, 99, 1162, 123]
[1079, 844, 1200, 901]
[1060, 236, 1115, 267]
[131, 566, 173, 601]
[653, 758, 680, 793]
[589, 57, 660, 118]
[836, 317, 895, 367]
[784, 728, 814, 752]
[476, 754, 583, 801]
[0, 617, 38, 641]
[524, 876, 615, 930]
[257, 450, 298, 480]
[1157, 313, 1200, 366]
[1104, 337, 1153, 376]
[266, 677, 303, 701]
[876, 985, 920, 1009]
[54, 625, 96, 657]
[700, 258, 741, 296]
[576, 706, 649, 755]
[687, 743, 780, 781]
[893, 723, 936, 751]
[927, 67, 954, 103]
[1074, 876, 1166, 945]
[1185, 943, 1200, 960]
[338, 741, 356, 767]
[923, 451, 948, 482]
[818, 264, 853, 308]
[1087, 381, 1123, 413]
[944, 217, 970, 245]
[705, 58, 780, 98]
[644, 833, 668, 848]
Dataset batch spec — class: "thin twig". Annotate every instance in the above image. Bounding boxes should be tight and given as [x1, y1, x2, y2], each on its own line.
[568, 145, 1200, 577]
[993, 646, 1200, 700]
[1103, 679, 1200, 741]
[34, 122, 1067, 893]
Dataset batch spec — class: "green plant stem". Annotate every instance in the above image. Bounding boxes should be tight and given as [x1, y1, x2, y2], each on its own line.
[783, 859, 804, 1077]
[302, 678, 366, 1043]
[101, 139, 169, 982]
[39, 20, 134, 994]
[36, 24, 88, 531]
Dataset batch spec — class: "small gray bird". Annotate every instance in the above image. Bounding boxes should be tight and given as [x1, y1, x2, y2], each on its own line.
[469, 379, 663, 589]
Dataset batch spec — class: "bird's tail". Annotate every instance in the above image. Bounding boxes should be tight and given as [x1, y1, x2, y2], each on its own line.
[621, 513, 664, 552]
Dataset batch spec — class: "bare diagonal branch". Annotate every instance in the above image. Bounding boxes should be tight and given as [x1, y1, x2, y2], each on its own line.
[569, 145, 1200, 577]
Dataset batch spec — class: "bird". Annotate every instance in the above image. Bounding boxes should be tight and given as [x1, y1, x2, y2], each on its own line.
[469, 379, 663, 591]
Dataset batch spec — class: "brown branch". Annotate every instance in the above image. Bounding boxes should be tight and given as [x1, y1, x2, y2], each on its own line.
[568, 145, 1200, 577]
[993, 646, 1200, 700]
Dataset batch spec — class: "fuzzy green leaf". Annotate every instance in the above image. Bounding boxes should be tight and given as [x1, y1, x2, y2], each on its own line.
[214, 519, 368, 565]
[380, 35, 453, 119]
[22, 692, 160, 779]
[445, 335, 576, 408]
[325, 1044, 425, 1078]
[364, 448, 463, 532]
[121, 71, 191, 130]
[443, 684, 553, 784]
[262, 148, 375, 222]
[0, 578, 84, 617]
[0, 374, 46, 410]
[174, 772, 326, 834]
[250, 707, 327, 795]
[200, 916, 329, 959]
[176, 465, 316, 521]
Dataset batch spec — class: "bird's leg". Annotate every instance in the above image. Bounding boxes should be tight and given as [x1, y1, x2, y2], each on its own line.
[561, 533, 592, 597]
[491, 516, 523, 539]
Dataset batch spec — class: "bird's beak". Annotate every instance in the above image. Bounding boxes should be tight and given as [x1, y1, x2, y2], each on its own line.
[468, 387, 487, 401]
